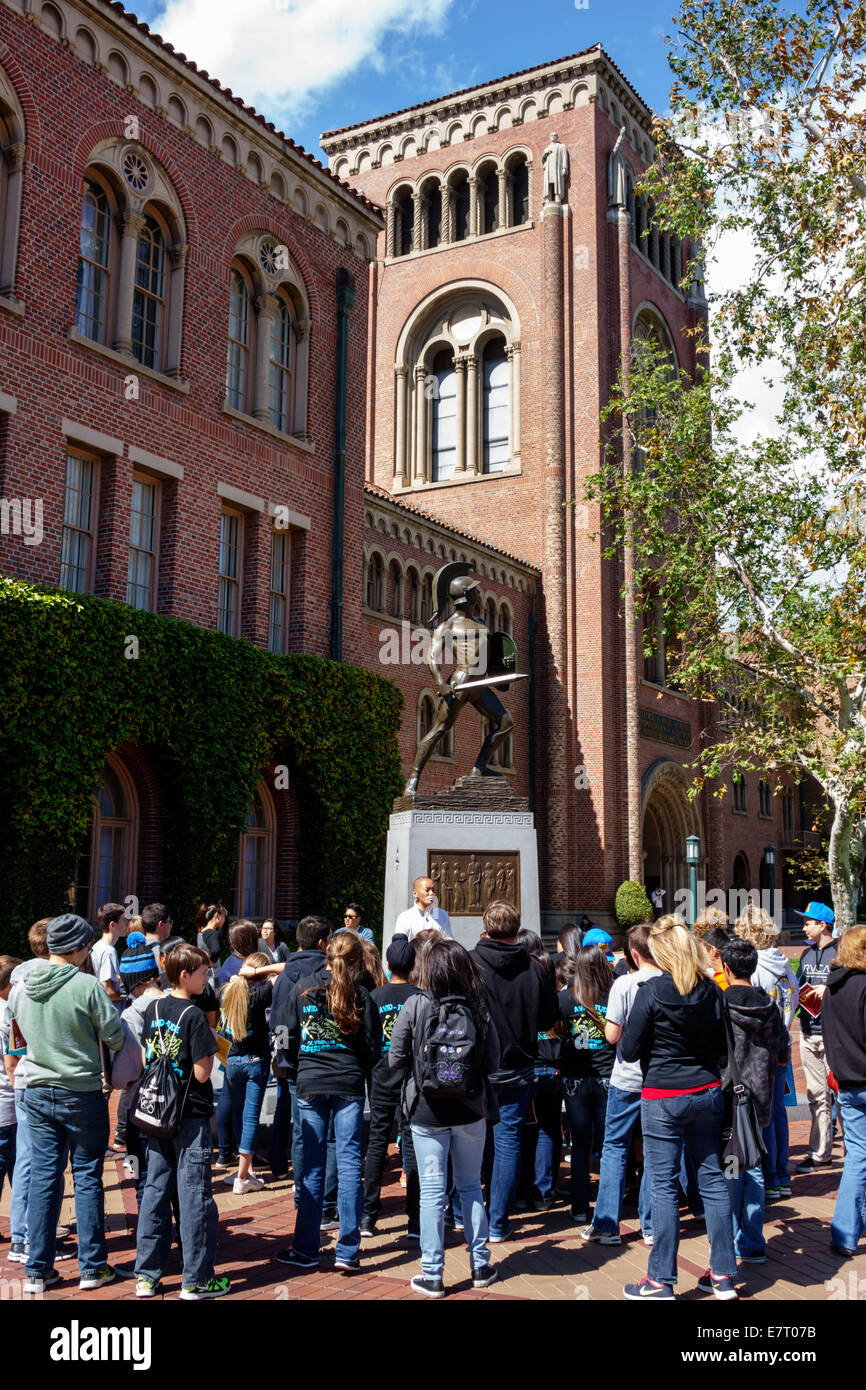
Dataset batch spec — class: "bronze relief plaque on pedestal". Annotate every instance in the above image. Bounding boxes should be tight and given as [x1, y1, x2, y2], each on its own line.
[428, 850, 520, 916]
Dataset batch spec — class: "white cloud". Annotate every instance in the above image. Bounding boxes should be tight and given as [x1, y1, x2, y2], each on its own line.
[149, 0, 457, 124]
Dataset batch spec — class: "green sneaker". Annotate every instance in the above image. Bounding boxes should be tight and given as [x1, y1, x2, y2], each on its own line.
[179, 1275, 231, 1300]
[136, 1277, 162, 1298]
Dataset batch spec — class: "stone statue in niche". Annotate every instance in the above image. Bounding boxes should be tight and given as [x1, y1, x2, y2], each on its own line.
[542, 133, 570, 203]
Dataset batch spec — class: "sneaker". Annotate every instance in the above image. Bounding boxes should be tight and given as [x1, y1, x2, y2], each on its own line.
[623, 1277, 674, 1300]
[531, 1196, 554, 1212]
[275, 1248, 318, 1269]
[233, 1175, 265, 1194]
[452, 1218, 465, 1233]
[55, 1225, 71, 1240]
[334, 1255, 360, 1272]
[54, 1241, 78, 1262]
[569, 1211, 590, 1225]
[795, 1156, 832, 1172]
[488, 1224, 515, 1243]
[360, 1218, 376, 1238]
[411, 1275, 445, 1298]
[8, 1241, 29, 1264]
[764, 1187, 782, 1201]
[23, 1268, 60, 1294]
[179, 1275, 231, 1300]
[642, 1232, 654, 1247]
[697, 1269, 739, 1300]
[471, 1264, 499, 1288]
[136, 1277, 162, 1298]
[580, 1225, 621, 1246]
[738, 1252, 767, 1264]
[79, 1265, 117, 1291]
[777, 1183, 792, 1197]
[320, 1217, 339, 1232]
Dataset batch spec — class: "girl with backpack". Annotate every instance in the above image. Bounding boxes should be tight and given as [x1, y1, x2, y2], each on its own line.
[388, 938, 502, 1298]
[559, 944, 616, 1223]
[219, 951, 274, 1194]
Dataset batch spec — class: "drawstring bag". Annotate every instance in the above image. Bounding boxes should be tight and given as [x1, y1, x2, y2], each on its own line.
[128, 1002, 193, 1139]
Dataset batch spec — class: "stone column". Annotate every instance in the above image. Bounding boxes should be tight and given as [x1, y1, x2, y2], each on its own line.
[497, 168, 508, 230]
[164, 241, 187, 379]
[468, 176, 479, 237]
[0, 143, 26, 297]
[386, 202, 396, 259]
[454, 356, 467, 473]
[413, 365, 427, 481]
[507, 340, 521, 462]
[465, 354, 478, 474]
[292, 317, 311, 437]
[253, 292, 279, 421]
[412, 192, 424, 253]
[443, 184, 455, 245]
[112, 209, 147, 354]
[394, 366, 408, 486]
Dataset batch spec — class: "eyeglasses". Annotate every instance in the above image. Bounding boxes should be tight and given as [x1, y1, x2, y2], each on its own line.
[344, 913, 358, 920]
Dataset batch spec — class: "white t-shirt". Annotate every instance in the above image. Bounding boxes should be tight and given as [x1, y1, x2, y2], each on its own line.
[393, 903, 453, 942]
[0, 998, 15, 1127]
[91, 938, 122, 997]
[605, 965, 661, 1092]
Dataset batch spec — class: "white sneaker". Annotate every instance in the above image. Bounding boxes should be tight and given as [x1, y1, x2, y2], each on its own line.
[233, 1174, 265, 1194]
[643, 1232, 654, 1246]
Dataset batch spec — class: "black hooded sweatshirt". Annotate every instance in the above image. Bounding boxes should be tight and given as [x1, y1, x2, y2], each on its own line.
[722, 984, 789, 1128]
[472, 938, 560, 1086]
[620, 973, 727, 1093]
[822, 964, 866, 1089]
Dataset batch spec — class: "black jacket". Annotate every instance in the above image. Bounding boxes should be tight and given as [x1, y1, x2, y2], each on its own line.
[472, 939, 560, 1085]
[822, 964, 866, 1089]
[270, 949, 327, 1079]
[283, 964, 380, 1099]
[620, 973, 727, 1092]
[722, 985, 789, 1127]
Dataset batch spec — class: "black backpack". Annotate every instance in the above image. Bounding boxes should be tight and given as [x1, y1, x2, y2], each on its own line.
[418, 995, 485, 1103]
[128, 1002, 194, 1139]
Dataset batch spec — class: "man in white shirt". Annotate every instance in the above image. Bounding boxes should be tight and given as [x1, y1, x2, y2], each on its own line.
[393, 877, 453, 942]
[651, 887, 665, 918]
[91, 901, 128, 1007]
[581, 920, 660, 1246]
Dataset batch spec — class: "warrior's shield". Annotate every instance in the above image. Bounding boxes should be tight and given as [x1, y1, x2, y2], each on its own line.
[487, 632, 519, 689]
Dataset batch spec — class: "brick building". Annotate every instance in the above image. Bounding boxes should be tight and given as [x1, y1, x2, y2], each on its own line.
[0, 1, 816, 931]
[322, 47, 815, 930]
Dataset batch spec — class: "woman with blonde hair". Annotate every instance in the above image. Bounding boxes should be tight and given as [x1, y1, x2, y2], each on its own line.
[821, 925, 866, 1256]
[278, 931, 380, 1273]
[220, 951, 274, 1194]
[620, 914, 737, 1301]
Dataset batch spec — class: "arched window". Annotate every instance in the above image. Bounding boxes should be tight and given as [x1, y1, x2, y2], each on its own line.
[269, 295, 294, 433]
[419, 691, 453, 759]
[76, 177, 113, 342]
[452, 172, 471, 242]
[422, 178, 442, 249]
[479, 163, 499, 235]
[421, 572, 433, 624]
[366, 552, 384, 611]
[484, 596, 497, 630]
[482, 339, 509, 472]
[393, 187, 414, 257]
[234, 784, 275, 919]
[388, 560, 403, 618]
[74, 757, 138, 919]
[408, 566, 421, 623]
[500, 603, 513, 637]
[132, 212, 166, 369]
[509, 154, 530, 226]
[431, 348, 457, 482]
[225, 265, 251, 411]
[0, 74, 26, 299]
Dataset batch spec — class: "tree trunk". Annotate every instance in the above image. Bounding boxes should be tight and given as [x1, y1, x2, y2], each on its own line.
[828, 797, 859, 932]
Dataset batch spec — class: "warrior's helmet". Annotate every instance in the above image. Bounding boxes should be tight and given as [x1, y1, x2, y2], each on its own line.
[449, 575, 481, 609]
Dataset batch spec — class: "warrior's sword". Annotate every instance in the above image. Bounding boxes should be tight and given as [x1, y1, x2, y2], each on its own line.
[446, 672, 529, 693]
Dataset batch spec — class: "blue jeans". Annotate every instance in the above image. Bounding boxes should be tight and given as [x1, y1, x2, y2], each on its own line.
[224, 1054, 270, 1155]
[0, 1121, 15, 1199]
[727, 1162, 765, 1257]
[591, 1084, 652, 1236]
[412, 1118, 489, 1280]
[23, 1086, 109, 1279]
[288, 1082, 337, 1213]
[488, 1080, 534, 1236]
[832, 1088, 866, 1251]
[293, 1094, 364, 1262]
[762, 1066, 790, 1188]
[136, 1114, 217, 1288]
[215, 1069, 235, 1158]
[641, 1088, 736, 1285]
[520, 1067, 562, 1203]
[10, 1090, 32, 1244]
[563, 1076, 609, 1216]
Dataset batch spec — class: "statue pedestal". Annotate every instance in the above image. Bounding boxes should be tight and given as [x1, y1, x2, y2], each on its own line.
[383, 778, 541, 950]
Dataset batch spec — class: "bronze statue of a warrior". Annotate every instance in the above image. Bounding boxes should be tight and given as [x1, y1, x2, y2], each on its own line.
[404, 562, 522, 797]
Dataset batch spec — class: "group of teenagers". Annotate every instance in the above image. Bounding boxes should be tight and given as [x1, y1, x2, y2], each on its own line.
[1, 889, 865, 1301]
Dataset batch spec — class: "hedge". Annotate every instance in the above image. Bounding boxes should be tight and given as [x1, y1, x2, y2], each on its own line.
[0, 579, 404, 953]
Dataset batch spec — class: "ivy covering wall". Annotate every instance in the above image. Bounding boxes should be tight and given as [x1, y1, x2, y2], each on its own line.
[0, 580, 404, 953]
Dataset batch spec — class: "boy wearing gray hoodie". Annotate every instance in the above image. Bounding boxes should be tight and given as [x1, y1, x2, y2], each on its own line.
[8, 914, 125, 1294]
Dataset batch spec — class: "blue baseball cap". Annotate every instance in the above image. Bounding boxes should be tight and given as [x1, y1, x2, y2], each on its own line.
[583, 927, 615, 961]
[794, 901, 835, 926]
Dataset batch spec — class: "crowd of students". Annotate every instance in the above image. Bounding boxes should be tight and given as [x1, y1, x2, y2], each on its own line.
[1, 893, 864, 1300]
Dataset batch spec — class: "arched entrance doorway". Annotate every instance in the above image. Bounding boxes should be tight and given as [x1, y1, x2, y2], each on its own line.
[641, 761, 703, 913]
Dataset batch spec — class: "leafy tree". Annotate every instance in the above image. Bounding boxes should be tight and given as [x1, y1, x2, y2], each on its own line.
[588, 0, 866, 929]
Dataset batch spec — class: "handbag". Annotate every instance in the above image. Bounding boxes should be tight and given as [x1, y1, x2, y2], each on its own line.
[721, 1007, 767, 1171]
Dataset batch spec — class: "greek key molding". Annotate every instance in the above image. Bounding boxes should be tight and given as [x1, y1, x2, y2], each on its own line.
[390, 810, 534, 827]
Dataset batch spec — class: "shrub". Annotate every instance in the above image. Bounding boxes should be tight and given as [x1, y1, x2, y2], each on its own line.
[614, 880, 654, 928]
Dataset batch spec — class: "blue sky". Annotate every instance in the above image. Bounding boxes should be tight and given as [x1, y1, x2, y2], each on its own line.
[128, 0, 681, 162]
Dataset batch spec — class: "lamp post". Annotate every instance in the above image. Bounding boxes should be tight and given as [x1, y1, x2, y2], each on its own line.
[765, 844, 776, 923]
[685, 835, 700, 929]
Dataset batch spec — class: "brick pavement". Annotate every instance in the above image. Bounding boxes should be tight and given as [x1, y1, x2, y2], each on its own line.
[2, 1028, 863, 1303]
